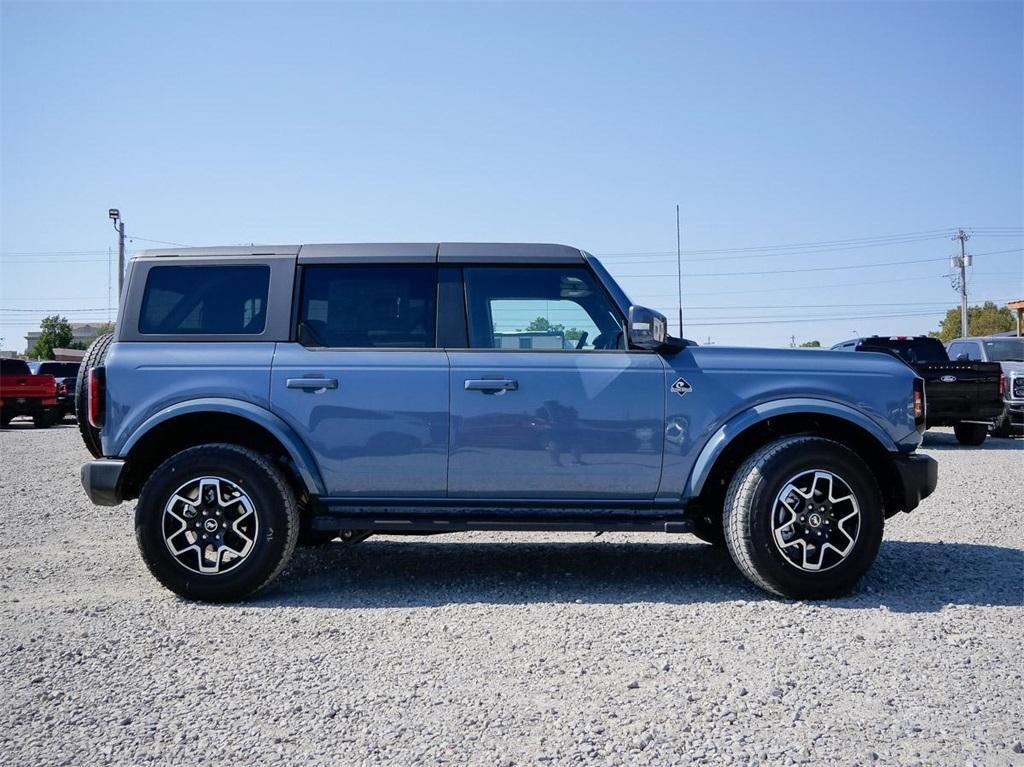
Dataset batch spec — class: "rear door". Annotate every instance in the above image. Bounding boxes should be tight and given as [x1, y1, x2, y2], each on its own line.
[446, 262, 665, 501]
[270, 248, 449, 498]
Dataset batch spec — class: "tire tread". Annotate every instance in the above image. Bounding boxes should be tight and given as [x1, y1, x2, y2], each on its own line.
[722, 435, 879, 598]
[75, 332, 114, 457]
[136, 443, 299, 601]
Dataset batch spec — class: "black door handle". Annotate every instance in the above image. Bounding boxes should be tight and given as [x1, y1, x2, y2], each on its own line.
[286, 377, 338, 390]
[464, 378, 518, 392]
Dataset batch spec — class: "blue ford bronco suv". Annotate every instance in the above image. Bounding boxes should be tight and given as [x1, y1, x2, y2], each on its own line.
[77, 243, 937, 602]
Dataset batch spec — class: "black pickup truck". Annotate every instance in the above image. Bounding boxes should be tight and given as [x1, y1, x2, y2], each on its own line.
[833, 335, 1003, 445]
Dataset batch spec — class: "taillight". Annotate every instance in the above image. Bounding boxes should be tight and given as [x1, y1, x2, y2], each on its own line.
[88, 367, 105, 429]
[913, 378, 925, 425]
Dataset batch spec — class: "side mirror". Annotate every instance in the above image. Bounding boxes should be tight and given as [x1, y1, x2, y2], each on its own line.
[955, 352, 970, 362]
[627, 305, 677, 351]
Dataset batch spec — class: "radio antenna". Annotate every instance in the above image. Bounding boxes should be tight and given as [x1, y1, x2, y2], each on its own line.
[676, 204, 684, 337]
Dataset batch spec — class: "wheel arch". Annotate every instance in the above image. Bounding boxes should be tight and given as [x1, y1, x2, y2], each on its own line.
[117, 399, 325, 500]
[687, 399, 904, 520]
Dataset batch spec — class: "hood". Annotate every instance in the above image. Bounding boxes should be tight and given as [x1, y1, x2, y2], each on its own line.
[679, 344, 915, 379]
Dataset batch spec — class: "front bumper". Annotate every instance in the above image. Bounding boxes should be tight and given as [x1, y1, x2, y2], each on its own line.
[893, 453, 938, 513]
[81, 459, 126, 506]
[1004, 402, 1024, 428]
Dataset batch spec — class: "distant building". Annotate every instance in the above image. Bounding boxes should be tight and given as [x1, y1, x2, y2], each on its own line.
[25, 322, 113, 355]
[1009, 299, 1023, 337]
[494, 330, 569, 350]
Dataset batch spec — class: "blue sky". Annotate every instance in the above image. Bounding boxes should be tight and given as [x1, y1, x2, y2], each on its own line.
[2, 1, 1021, 350]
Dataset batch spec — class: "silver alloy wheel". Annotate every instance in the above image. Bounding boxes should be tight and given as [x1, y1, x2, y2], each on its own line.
[162, 476, 258, 575]
[771, 469, 861, 572]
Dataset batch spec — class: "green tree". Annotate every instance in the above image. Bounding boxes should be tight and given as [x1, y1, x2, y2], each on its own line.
[28, 315, 74, 359]
[522, 316, 584, 341]
[931, 302, 1014, 343]
[525, 317, 563, 333]
[799, 340, 822, 348]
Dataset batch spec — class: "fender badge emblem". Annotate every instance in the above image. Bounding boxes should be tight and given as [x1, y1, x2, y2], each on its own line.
[671, 378, 692, 396]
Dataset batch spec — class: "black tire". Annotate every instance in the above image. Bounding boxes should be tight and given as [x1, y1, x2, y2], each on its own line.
[1, 411, 12, 428]
[723, 436, 884, 600]
[953, 422, 988, 446]
[990, 413, 1012, 439]
[33, 411, 57, 429]
[135, 443, 299, 602]
[75, 332, 114, 457]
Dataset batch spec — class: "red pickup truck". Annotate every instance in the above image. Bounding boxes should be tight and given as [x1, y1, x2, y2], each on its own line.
[0, 358, 61, 428]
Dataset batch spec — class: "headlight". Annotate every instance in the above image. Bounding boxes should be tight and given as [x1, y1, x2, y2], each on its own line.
[1013, 376, 1024, 399]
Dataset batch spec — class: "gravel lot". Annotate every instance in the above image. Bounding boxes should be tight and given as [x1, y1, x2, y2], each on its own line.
[1, 423, 1021, 766]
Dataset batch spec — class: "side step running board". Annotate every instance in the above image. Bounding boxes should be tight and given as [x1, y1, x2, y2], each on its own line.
[309, 509, 693, 535]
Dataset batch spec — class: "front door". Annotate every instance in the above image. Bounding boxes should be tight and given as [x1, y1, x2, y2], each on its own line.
[271, 263, 449, 497]
[447, 264, 666, 500]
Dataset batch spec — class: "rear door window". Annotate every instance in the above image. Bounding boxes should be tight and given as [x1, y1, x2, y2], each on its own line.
[297, 265, 437, 348]
[139, 266, 270, 335]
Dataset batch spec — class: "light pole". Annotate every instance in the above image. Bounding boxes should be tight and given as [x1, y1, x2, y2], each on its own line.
[109, 208, 125, 294]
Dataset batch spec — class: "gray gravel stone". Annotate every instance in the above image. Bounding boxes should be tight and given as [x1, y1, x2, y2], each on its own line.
[0, 424, 1021, 765]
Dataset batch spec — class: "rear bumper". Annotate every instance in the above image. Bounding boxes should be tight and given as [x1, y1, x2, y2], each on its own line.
[893, 453, 938, 513]
[926, 403, 1004, 427]
[0, 398, 59, 417]
[81, 459, 126, 506]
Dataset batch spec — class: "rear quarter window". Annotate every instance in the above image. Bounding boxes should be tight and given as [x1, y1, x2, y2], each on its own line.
[139, 265, 270, 335]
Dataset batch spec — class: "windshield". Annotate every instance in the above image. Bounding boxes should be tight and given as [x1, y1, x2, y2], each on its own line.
[856, 337, 949, 363]
[983, 338, 1024, 362]
[38, 362, 80, 377]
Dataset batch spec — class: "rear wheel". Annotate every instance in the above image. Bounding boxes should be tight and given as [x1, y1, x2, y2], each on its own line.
[1, 411, 12, 428]
[33, 410, 58, 428]
[75, 332, 114, 457]
[723, 436, 884, 600]
[135, 444, 299, 602]
[953, 422, 988, 446]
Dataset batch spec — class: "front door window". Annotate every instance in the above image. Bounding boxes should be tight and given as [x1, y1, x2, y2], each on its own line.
[463, 266, 624, 351]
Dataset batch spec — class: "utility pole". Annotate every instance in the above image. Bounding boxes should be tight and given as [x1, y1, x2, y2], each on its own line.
[109, 208, 125, 294]
[676, 205, 683, 338]
[107, 246, 112, 323]
[951, 229, 971, 338]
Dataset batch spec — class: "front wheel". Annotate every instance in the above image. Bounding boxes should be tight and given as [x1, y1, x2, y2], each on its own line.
[135, 444, 299, 602]
[723, 436, 884, 600]
[953, 422, 988, 446]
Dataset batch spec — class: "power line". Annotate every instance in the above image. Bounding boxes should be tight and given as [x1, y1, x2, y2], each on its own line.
[127, 235, 188, 247]
[595, 228, 954, 256]
[683, 309, 958, 327]
[597, 233, 951, 262]
[610, 248, 1022, 279]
